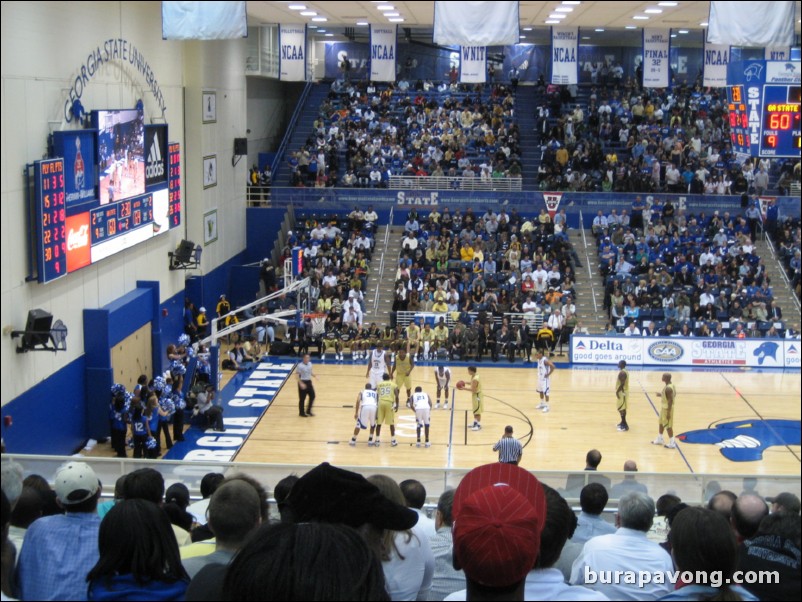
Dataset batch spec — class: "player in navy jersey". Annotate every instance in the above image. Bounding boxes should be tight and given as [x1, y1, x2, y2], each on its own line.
[322, 326, 342, 361]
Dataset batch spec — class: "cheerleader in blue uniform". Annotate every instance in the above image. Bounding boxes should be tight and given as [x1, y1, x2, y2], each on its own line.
[170, 361, 187, 442]
[109, 384, 130, 458]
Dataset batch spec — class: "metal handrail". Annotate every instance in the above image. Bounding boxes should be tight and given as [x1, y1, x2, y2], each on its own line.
[372, 207, 394, 314]
[271, 81, 313, 176]
[579, 210, 599, 315]
[388, 175, 522, 192]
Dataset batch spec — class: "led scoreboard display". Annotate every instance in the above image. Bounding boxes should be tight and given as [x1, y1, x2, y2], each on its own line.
[727, 60, 801, 158]
[167, 142, 181, 229]
[33, 159, 67, 283]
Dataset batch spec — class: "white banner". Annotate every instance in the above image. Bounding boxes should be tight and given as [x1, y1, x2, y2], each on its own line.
[708, 1, 795, 47]
[370, 25, 397, 82]
[765, 46, 791, 61]
[551, 27, 579, 85]
[703, 41, 730, 87]
[279, 25, 307, 82]
[571, 336, 793, 368]
[460, 46, 487, 83]
[642, 29, 671, 88]
[162, 1, 247, 40]
[434, 1, 519, 46]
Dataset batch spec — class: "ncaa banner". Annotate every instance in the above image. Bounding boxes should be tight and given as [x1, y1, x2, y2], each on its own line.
[764, 46, 791, 61]
[550, 27, 578, 85]
[703, 41, 730, 87]
[460, 46, 487, 83]
[279, 24, 307, 81]
[370, 25, 397, 82]
[642, 29, 671, 88]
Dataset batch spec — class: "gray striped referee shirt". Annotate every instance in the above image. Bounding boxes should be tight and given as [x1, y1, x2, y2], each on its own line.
[297, 362, 314, 381]
[493, 436, 523, 464]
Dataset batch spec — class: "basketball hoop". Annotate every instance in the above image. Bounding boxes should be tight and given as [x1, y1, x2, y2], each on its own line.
[304, 313, 327, 337]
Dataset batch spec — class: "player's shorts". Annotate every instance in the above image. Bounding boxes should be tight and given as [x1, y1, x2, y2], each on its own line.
[616, 392, 628, 412]
[396, 374, 412, 390]
[436, 381, 450, 392]
[537, 377, 550, 396]
[659, 405, 673, 430]
[377, 402, 396, 425]
[323, 339, 339, 351]
[472, 394, 484, 416]
[415, 407, 431, 427]
[357, 405, 377, 429]
[369, 370, 384, 389]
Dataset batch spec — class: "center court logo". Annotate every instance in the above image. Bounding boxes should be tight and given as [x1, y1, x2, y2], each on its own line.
[648, 341, 684, 362]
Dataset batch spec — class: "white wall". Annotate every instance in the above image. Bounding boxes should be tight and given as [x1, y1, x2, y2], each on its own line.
[0, 1, 247, 405]
[246, 77, 305, 166]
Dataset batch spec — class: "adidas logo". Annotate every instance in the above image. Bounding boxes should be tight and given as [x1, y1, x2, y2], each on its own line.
[146, 138, 164, 179]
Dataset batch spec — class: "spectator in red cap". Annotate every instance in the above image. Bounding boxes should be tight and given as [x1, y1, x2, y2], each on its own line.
[446, 463, 546, 601]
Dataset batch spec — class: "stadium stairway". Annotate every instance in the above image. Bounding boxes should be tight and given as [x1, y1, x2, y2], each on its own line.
[274, 83, 330, 186]
[754, 237, 801, 326]
[568, 227, 609, 334]
[515, 85, 540, 190]
[363, 224, 404, 326]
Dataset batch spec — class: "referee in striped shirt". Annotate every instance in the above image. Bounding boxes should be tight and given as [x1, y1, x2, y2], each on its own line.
[493, 425, 523, 465]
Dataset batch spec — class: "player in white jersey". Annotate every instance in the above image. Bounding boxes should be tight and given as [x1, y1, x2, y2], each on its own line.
[411, 386, 432, 447]
[366, 341, 390, 389]
[535, 350, 556, 413]
[434, 365, 452, 409]
[349, 384, 378, 446]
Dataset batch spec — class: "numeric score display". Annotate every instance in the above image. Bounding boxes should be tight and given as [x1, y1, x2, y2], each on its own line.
[727, 85, 751, 154]
[761, 85, 801, 156]
[167, 142, 181, 229]
[34, 159, 67, 282]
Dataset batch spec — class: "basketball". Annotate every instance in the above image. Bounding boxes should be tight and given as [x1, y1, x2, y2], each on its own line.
[456, 380, 466, 390]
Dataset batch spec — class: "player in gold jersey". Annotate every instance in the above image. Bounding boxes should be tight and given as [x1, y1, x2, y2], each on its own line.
[616, 359, 629, 432]
[652, 373, 677, 448]
[374, 373, 399, 447]
[392, 348, 415, 404]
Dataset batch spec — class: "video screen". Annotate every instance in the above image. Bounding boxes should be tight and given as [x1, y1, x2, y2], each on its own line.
[94, 109, 145, 205]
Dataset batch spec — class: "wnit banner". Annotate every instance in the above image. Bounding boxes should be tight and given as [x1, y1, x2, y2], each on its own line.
[460, 46, 487, 83]
[279, 24, 306, 81]
[551, 27, 578, 85]
[370, 24, 397, 81]
[642, 28, 671, 88]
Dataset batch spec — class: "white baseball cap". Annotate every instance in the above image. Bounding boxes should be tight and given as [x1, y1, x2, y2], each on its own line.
[54, 462, 100, 505]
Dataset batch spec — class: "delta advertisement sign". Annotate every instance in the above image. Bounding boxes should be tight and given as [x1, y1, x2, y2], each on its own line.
[571, 336, 798, 368]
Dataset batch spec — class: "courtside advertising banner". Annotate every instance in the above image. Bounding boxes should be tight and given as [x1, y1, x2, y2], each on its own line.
[551, 27, 579, 85]
[370, 24, 397, 82]
[571, 336, 792, 368]
[279, 24, 306, 81]
[460, 46, 487, 83]
[642, 29, 671, 88]
[703, 41, 730, 87]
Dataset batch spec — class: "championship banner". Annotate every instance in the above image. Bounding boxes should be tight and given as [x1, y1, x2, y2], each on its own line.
[370, 24, 397, 82]
[460, 46, 487, 83]
[642, 29, 671, 88]
[279, 24, 307, 81]
[543, 192, 563, 220]
[434, 0, 519, 46]
[764, 46, 791, 61]
[703, 41, 730, 87]
[550, 27, 578, 85]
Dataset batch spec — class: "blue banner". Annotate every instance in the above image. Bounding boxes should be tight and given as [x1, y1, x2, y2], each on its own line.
[52, 130, 97, 208]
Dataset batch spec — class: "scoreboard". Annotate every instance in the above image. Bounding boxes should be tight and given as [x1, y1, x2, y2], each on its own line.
[28, 134, 182, 283]
[727, 60, 801, 158]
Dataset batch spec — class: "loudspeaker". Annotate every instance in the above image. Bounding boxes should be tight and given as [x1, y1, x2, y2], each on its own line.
[174, 240, 196, 263]
[25, 309, 53, 348]
[234, 137, 248, 156]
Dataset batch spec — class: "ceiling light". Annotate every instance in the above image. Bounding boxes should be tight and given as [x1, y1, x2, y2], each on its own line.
[545, 20, 560, 24]
[595, 28, 605, 32]
[308, 25, 317, 29]
[384, 12, 400, 17]
[520, 35, 527, 39]
[549, 14, 567, 19]
[562, 1, 581, 4]
[633, 16, 650, 20]
[658, 2, 678, 5]
[356, 21, 368, 26]
[645, 8, 663, 14]
[670, 34, 677, 38]
[581, 36, 590, 40]
[523, 27, 533, 31]
[299, 11, 316, 16]
[388, 18, 405, 22]
[678, 29, 689, 33]
[555, 7, 574, 12]
[625, 26, 637, 29]
[699, 21, 708, 26]
[316, 28, 325, 32]
[377, 5, 395, 10]
[325, 33, 333, 37]
[288, 4, 306, 10]
[312, 17, 327, 22]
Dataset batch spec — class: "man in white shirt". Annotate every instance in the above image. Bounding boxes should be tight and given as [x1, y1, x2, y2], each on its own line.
[322, 270, 338, 289]
[310, 224, 326, 241]
[699, 288, 716, 307]
[533, 264, 549, 293]
[570, 491, 673, 600]
[363, 206, 378, 231]
[522, 295, 539, 313]
[402, 232, 419, 252]
[525, 485, 610, 601]
[400, 479, 436, 538]
[623, 322, 640, 337]
[592, 211, 608, 235]
[428, 490, 465, 601]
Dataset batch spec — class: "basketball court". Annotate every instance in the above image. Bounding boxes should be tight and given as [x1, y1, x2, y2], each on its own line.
[234, 361, 801, 477]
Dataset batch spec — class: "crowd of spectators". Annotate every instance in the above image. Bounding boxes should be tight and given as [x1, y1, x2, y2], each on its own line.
[771, 216, 801, 300]
[535, 76, 798, 196]
[286, 80, 523, 188]
[595, 197, 797, 338]
[2, 457, 799, 601]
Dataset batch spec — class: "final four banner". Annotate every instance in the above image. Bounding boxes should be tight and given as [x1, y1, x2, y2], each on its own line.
[279, 24, 307, 81]
[460, 46, 487, 83]
[703, 41, 730, 87]
[550, 27, 578, 85]
[642, 28, 671, 88]
[370, 24, 397, 82]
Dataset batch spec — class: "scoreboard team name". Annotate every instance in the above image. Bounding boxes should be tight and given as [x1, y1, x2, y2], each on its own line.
[747, 87, 762, 143]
